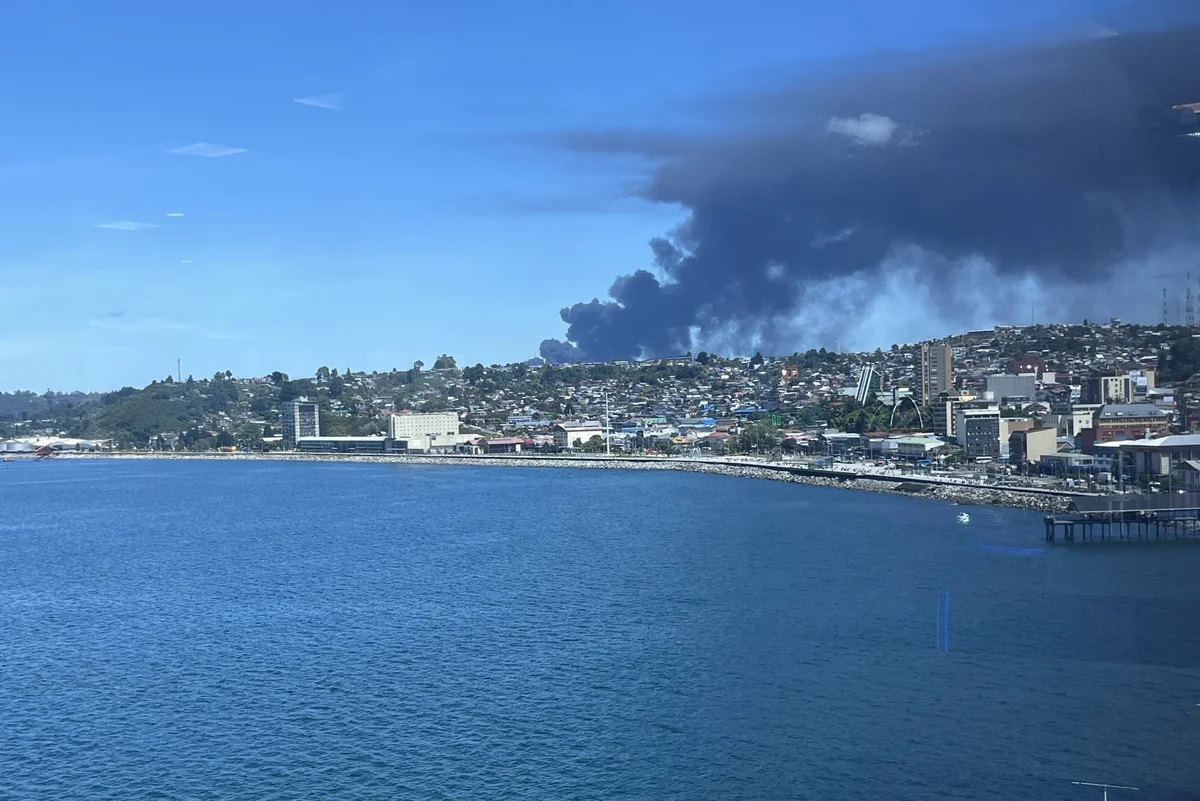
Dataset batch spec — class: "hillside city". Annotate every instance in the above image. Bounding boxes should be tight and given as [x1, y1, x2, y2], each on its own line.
[4, 319, 1200, 493]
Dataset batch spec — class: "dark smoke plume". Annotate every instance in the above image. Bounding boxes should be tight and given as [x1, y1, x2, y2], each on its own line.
[540, 18, 1200, 362]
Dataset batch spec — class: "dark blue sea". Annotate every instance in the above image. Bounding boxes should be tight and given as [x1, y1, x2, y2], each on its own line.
[2, 459, 1199, 800]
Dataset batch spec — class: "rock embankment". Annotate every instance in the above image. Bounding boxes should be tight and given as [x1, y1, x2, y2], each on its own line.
[65, 452, 1072, 512]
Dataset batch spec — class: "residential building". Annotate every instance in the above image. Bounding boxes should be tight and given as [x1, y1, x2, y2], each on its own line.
[1081, 374, 1133, 405]
[1008, 353, 1047, 378]
[1077, 404, 1171, 453]
[929, 392, 986, 441]
[1009, 427, 1057, 466]
[986, 374, 1037, 403]
[388, 411, 460, 452]
[920, 343, 953, 403]
[1043, 404, 1100, 438]
[999, 417, 1036, 457]
[955, 406, 1001, 459]
[281, 399, 320, 448]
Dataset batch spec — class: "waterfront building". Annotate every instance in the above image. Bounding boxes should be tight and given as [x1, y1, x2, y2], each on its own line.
[954, 406, 1001, 459]
[281, 399, 320, 448]
[387, 411, 460, 452]
[1077, 404, 1170, 453]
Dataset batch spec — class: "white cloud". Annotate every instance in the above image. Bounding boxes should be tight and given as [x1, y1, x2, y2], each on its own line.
[180, 260, 194, 264]
[167, 142, 248, 158]
[166, 212, 185, 217]
[88, 316, 245, 341]
[294, 92, 343, 110]
[94, 221, 159, 231]
[826, 113, 899, 146]
[811, 228, 856, 248]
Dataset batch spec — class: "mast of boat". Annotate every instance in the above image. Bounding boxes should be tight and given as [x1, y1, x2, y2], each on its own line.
[1071, 781, 1139, 801]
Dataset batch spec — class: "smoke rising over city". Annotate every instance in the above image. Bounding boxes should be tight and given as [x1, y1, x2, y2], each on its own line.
[539, 18, 1200, 363]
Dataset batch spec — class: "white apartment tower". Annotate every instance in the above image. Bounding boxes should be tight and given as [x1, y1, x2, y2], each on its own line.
[281, 399, 320, 448]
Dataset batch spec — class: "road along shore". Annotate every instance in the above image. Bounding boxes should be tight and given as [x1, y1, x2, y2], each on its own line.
[54, 452, 1073, 513]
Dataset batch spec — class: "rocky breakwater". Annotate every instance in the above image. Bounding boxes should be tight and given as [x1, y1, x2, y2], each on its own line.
[63, 452, 1073, 512]
[391, 455, 1073, 512]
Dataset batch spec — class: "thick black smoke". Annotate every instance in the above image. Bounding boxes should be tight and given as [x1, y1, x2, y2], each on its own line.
[540, 19, 1200, 362]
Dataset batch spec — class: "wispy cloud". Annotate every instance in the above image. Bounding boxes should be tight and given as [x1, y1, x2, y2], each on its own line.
[88, 316, 246, 341]
[166, 212, 185, 217]
[167, 142, 247, 158]
[294, 92, 343, 110]
[94, 221, 159, 231]
[180, 259, 195, 264]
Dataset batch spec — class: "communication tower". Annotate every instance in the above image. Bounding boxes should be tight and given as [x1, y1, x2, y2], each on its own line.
[1163, 288, 1168, 325]
[1187, 273, 1196, 328]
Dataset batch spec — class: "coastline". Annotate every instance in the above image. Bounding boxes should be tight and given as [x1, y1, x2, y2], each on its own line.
[51, 452, 1073, 513]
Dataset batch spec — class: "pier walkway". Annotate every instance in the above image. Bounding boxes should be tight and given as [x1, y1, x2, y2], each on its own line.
[1044, 492, 1200, 542]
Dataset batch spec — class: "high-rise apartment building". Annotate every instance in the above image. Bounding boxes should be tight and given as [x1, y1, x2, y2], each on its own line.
[920, 343, 953, 404]
[281, 399, 320, 448]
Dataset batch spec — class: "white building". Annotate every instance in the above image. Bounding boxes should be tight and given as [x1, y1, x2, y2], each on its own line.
[387, 411, 461, 452]
[554, 421, 604, 450]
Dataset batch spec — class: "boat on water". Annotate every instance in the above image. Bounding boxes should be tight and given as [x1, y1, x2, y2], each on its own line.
[957, 512, 970, 525]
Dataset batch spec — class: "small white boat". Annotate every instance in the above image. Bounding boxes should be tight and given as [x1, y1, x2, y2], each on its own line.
[957, 512, 970, 525]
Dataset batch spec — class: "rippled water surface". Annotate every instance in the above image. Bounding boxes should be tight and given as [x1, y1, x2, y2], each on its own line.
[2, 459, 1199, 800]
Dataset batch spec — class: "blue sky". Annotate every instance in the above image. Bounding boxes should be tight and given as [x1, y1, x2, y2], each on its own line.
[0, 0, 1110, 391]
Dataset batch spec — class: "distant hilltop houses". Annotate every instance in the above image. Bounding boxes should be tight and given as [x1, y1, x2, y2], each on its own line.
[3, 320, 1198, 491]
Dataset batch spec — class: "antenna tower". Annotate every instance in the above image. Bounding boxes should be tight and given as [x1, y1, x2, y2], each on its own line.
[1163, 288, 1169, 325]
[1187, 272, 1196, 328]
[177, 358, 181, 382]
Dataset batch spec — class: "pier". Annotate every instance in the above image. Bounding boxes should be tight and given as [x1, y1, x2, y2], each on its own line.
[1044, 493, 1200, 542]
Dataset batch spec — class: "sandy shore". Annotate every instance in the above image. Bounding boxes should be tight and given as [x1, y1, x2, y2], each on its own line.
[53, 452, 1074, 513]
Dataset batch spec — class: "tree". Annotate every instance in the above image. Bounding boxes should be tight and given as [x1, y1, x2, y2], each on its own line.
[316, 366, 330, 384]
[463, 363, 486, 384]
[270, 371, 288, 386]
[737, 421, 779, 453]
[695, 351, 710, 365]
[433, 354, 457, 370]
[215, 431, 235, 448]
[750, 351, 764, 368]
[331, 368, 339, 379]
[413, 360, 424, 372]
[236, 421, 263, 440]
[1162, 334, 1200, 381]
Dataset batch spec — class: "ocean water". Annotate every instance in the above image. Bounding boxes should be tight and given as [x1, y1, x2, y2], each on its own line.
[1, 459, 1199, 800]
